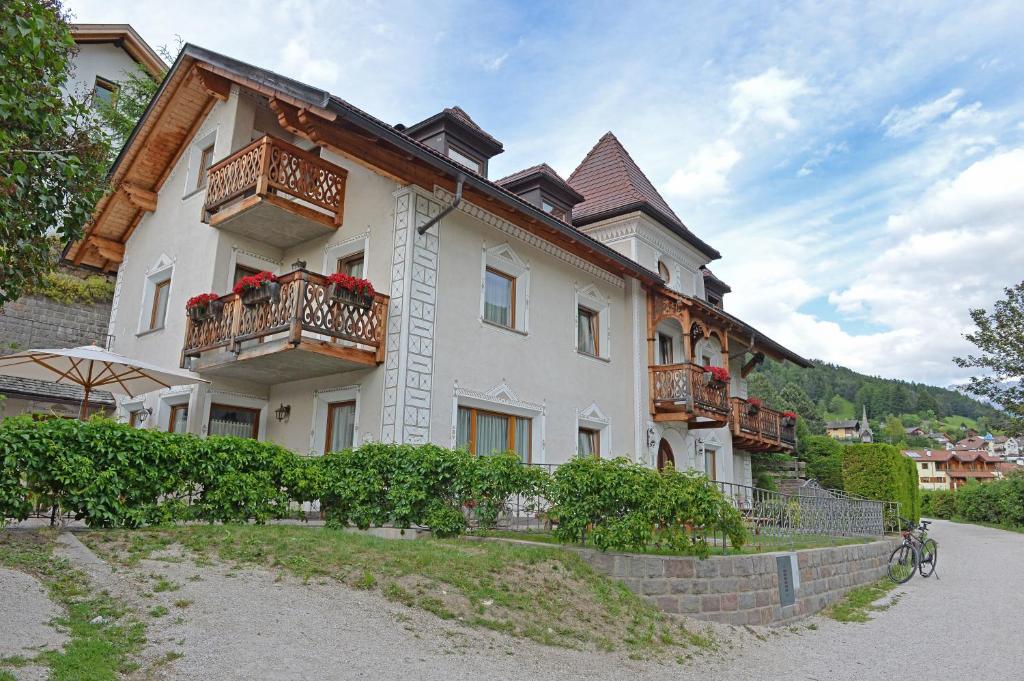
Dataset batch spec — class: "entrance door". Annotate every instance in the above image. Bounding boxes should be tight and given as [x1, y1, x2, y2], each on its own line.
[657, 438, 675, 471]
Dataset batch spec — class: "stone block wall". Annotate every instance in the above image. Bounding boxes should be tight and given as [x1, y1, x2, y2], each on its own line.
[0, 294, 112, 354]
[578, 538, 898, 626]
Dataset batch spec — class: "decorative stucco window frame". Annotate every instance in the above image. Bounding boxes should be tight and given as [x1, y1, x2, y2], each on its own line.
[201, 390, 268, 440]
[450, 380, 546, 462]
[225, 246, 282, 291]
[119, 396, 147, 428]
[183, 129, 218, 201]
[310, 384, 361, 455]
[696, 432, 723, 481]
[322, 231, 370, 278]
[136, 254, 174, 336]
[574, 283, 611, 361]
[576, 402, 611, 459]
[479, 243, 530, 335]
[156, 386, 194, 433]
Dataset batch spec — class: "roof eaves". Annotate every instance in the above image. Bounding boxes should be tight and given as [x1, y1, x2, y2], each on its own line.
[573, 202, 722, 260]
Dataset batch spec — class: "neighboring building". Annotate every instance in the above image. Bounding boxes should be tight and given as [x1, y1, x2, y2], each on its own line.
[67, 24, 165, 104]
[61, 45, 811, 487]
[826, 405, 874, 443]
[904, 426, 926, 437]
[928, 431, 951, 446]
[0, 24, 163, 421]
[904, 449, 1002, 490]
[992, 435, 1019, 458]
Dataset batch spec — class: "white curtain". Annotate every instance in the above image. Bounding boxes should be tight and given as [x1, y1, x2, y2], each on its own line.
[577, 309, 596, 355]
[328, 403, 356, 452]
[484, 270, 512, 326]
[456, 407, 472, 450]
[476, 412, 508, 455]
[210, 418, 254, 438]
[514, 417, 530, 462]
[578, 429, 596, 458]
[170, 407, 188, 434]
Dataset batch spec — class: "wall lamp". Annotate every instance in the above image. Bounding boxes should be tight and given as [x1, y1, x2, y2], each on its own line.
[275, 403, 291, 423]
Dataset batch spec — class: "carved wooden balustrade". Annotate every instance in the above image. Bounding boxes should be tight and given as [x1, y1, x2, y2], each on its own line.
[649, 362, 730, 425]
[204, 135, 347, 224]
[182, 269, 388, 366]
[730, 397, 797, 453]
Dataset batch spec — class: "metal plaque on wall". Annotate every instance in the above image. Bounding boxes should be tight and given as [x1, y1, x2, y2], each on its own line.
[777, 554, 798, 606]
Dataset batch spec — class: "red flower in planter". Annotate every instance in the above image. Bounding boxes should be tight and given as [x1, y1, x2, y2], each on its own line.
[185, 293, 220, 310]
[232, 271, 277, 295]
[704, 365, 730, 383]
[782, 411, 798, 420]
[326, 272, 375, 297]
[747, 397, 763, 409]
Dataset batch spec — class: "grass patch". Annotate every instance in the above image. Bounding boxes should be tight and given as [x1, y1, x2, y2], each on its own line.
[83, 525, 718, 658]
[0, 531, 146, 681]
[173, 599, 193, 609]
[823, 579, 899, 623]
[151, 576, 180, 592]
[148, 606, 169, 618]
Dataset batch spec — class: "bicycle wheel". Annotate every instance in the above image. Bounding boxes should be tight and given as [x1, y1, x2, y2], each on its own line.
[888, 543, 917, 584]
[918, 538, 938, 578]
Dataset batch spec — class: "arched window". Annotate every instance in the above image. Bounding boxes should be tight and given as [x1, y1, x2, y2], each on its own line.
[658, 260, 670, 283]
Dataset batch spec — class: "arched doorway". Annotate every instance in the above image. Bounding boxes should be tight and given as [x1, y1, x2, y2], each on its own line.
[657, 438, 675, 471]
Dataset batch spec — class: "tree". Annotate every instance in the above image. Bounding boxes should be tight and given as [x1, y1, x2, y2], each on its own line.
[882, 416, 906, 444]
[779, 382, 823, 434]
[0, 0, 109, 305]
[955, 282, 1024, 435]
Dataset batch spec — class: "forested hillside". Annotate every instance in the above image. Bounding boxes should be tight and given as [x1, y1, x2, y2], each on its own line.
[747, 359, 1004, 438]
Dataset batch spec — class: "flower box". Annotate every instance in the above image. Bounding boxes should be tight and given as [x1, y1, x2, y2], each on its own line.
[703, 365, 730, 387]
[233, 271, 280, 308]
[185, 293, 223, 324]
[326, 273, 375, 309]
[781, 411, 798, 427]
[746, 397, 763, 415]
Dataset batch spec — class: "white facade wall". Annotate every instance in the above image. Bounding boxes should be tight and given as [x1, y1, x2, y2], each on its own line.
[107, 92, 765, 485]
[65, 42, 145, 100]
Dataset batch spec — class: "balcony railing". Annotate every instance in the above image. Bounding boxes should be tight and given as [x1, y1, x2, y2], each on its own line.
[730, 397, 797, 452]
[182, 269, 388, 364]
[204, 135, 346, 225]
[649, 362, 730, 423]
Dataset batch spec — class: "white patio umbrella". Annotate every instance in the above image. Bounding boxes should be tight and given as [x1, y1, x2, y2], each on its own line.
[0, 345, 207, 419]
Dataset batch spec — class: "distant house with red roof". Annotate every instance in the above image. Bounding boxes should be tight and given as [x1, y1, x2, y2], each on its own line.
[904, 448, 1003, 490]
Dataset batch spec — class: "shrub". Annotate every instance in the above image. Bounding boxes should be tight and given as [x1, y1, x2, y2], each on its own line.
[842, 443, 920, 522]
[920, 489, 955, 519]
[549, 457, 745, 555]
[801, 435, 844, 490]
[470, 453, 550, 529]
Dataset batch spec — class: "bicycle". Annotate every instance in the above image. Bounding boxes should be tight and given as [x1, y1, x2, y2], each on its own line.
[887, 518, 938, 584]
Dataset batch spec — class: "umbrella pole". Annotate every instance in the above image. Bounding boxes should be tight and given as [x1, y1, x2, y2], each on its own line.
[79, 385, 91, 420]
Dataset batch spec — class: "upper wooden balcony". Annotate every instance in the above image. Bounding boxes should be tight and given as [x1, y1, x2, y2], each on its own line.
[181, 269, 387, 384]
[203, 135, 348, 248]
[649, 362, 730, 428]
[730, 397, 797, 453]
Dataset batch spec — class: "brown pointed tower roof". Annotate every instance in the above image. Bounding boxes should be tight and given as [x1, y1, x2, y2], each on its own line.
[567, 132, 720, 259]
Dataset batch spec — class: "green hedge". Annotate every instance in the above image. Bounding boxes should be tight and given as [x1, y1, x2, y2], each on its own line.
[920, 489, 956, 519]
[548, 457, 746, 556]
[842, 443, 920, 522]
[954, 474, 1024, 527]
[0, 417, 746, 555]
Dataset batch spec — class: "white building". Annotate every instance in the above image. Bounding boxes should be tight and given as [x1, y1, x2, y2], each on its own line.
[65, 45, 810, 486]
[67, 24, 164, 106]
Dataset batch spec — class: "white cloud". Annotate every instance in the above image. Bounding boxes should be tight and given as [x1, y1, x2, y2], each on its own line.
[797, 141, 849, 177]
[881, 88, 964, 137]
[729, 68, 809, 132]
[479, 52, 509, 72]
[664, 140, 742, 201]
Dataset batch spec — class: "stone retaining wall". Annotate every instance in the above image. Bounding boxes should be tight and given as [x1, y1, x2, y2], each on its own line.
[578, 538, 898, 626]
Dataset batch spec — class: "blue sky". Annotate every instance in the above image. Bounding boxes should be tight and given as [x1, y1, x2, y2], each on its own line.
[67, 0, 1024, 387]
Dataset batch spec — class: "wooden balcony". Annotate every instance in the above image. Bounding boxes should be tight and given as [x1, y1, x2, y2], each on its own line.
[730, 398, 797, 453]
[649, 362, 730, 427]
[181, 269, 387, 384]
[203, 135, 348, 248]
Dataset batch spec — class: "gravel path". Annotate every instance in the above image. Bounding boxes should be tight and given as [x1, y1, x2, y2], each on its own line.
[8, 519, 1017, 680]
[0, 567, 65, 680]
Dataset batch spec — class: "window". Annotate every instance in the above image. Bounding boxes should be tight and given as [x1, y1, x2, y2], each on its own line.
[541, 200, 567, 221]
[196, 145, 215, 190]
[456, 406, 531, 462]
[657, 333, 674, 365]
[577, 306, 599, 357]
[325, 401, 356, 453]
[149, 278, 171, 330]
[483, 268, 515, 328]
[658, 261, 670, 283]
[93, 76, 118, 108]
[447, 145, 481, 173]
[578, 428, 600, 458]
[208, 403, 260, 439]
[128, 409, 144, 428]
[336, 252, 365, 278]
[168, 404, 188, 433]
[704, 448, 717, 479]
[233, 264, 261, 286]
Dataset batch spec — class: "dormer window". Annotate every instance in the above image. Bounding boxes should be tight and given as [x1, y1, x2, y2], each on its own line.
[497, 163, 584, 222]
[541, 200, 567, 221]
[446, 145, 482, 173]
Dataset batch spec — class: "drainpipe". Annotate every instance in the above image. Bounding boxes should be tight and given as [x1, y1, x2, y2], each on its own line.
[417, 174, 465, 235]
